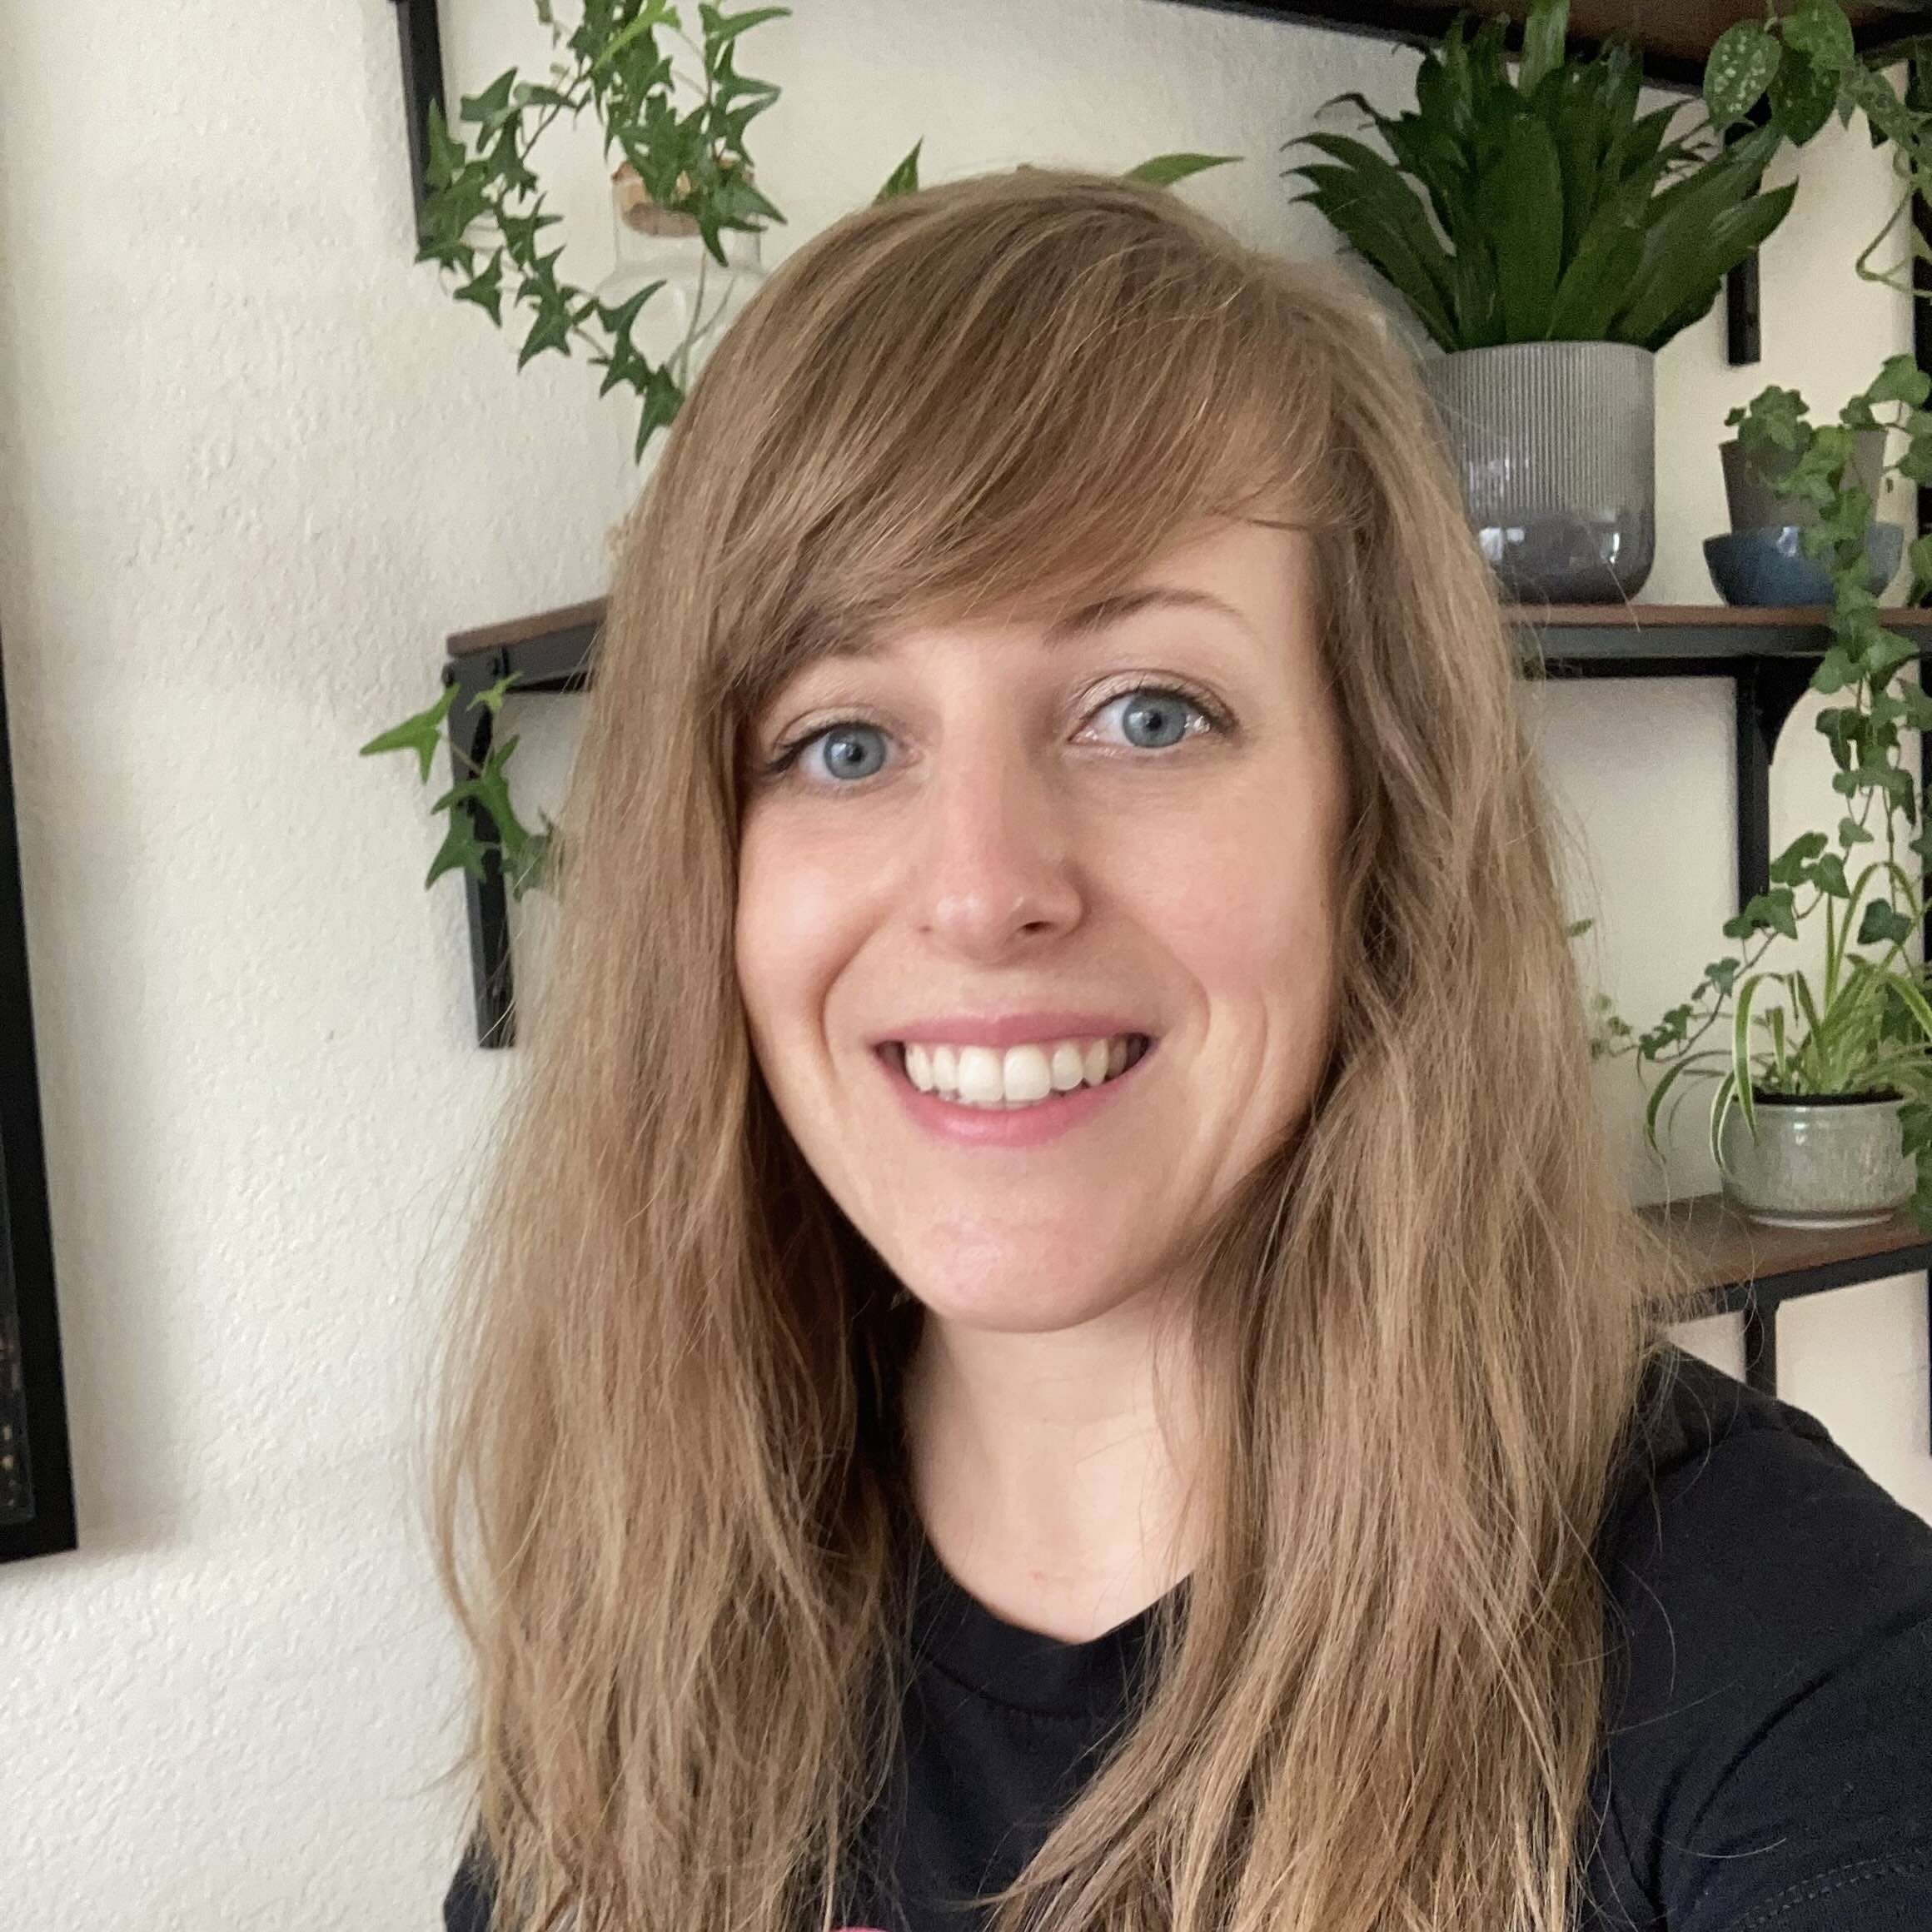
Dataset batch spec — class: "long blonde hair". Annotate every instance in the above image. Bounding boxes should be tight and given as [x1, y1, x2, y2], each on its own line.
[422, 164, 1706, 1932]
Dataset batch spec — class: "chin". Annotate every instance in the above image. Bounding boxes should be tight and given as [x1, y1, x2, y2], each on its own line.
[895, 1266, 1153, 1337]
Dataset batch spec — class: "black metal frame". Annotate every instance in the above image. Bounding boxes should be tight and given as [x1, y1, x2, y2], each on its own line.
[391, 0, 447, 232]
[443, 614, 600, 1051]
[1722, 1235, 1932, 1407]
[0, 623, 75, 1564]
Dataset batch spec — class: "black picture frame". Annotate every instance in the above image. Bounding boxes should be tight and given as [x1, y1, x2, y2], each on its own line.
[0, 622, 75, 1563]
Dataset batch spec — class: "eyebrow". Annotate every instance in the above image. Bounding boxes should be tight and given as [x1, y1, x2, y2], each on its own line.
[820, 585, 1256, 661]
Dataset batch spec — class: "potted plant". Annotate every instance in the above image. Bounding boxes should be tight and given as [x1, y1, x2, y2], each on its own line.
[1705, 385, 1904, 605]
[1285, 0, 1797, 603]
[363, 0, 1236, 917]
[1583, 2, 1932, 1230]
[1718, 411, 1889, 535]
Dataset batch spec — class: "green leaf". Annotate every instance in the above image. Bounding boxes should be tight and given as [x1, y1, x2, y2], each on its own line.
[466, 672, 521, 718]
[592, 7, 665, 73]
[1287, 141, 1458, 346]
[1860, 899, 1917, 946]
[1617, 178, 1796, 351]
[1866, 351, 1931, 407]
[1731, 975, 1762, 1133]
[633, 361, 685, 459]
[454, 251, 505, 326]
[1121, 152, 1242, 187]
[1769, 42, 1837, 146]
[589, 283, 664, 396]
[1516, 0, 1569, 97]
[874, 138, 923, 202]
[1417, 22, 1476, 148]
[1782, 0, 1857, 76]
[1468, 11, 1511, 97]
[1474, 116, 1566, 338]
[1438, 241, 1498, 347]
[506, 819, 557, 900]
[1547, 212, 1645, 339]
[1373, 107, 1480, 242]
[425, 809, 490, 891]
[1769, 828, 1830, 885]
[517, 292, 578, 368]
[1605, 102, 1683, 187]
[498, 206, 562, 262]
[359, 683, 457, 784]
[1722, 887, 1799, 941]
[510, 80, 577, 111]
[1731, 382, 1811, 450]
[425, 99, 467, 192]
[1705, 22, 1780, 132]
[700, 5, 791, 50]
[431, 737, 534, 846]
[459, 69, 518, 132]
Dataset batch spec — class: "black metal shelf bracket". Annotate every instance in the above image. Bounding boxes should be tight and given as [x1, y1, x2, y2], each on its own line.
[1722, 102, 1774, 369]
[391, 0, 446, 231]
[443, 613, 602, 1050]
[1718, 1224, 1932, 1416]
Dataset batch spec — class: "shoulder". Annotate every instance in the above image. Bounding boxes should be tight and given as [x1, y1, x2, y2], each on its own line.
[442, 1831, 494, 1932]
[1596, 1342, 1932, 1632]
[1586, 1343, 1932, 1931]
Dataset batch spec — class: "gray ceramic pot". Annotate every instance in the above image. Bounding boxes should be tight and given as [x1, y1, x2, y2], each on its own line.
[1717, 1091, 1916, 1227]
[1720, 427, 1887, 532]
[1418, 341, 1655, 604]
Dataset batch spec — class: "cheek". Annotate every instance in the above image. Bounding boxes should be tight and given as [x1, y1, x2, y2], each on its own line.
[1117, 779, 1342, 999]
[734, 819, 870, 1043]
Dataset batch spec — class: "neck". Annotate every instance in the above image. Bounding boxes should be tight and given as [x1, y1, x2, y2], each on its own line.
[899, 1287, 1204, 1644]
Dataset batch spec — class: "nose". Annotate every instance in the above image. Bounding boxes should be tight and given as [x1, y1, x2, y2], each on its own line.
[904, 724, 1086, 958]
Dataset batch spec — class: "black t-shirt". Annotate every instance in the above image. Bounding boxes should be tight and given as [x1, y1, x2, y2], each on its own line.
[443, 1345, 1932, 1931]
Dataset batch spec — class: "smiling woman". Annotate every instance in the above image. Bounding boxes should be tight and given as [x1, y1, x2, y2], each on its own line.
[426, 165, 1932, 1932]
[735, 510, 1347, 1203]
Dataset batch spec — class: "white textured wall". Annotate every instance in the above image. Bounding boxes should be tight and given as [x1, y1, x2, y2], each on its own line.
[0, 2, 1920, 1924]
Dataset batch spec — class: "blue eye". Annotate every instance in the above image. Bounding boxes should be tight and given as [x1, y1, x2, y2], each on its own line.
[759, 683, 1229, 789]
[1105, 689, 1199, 750]
[799, 721, 889, 784]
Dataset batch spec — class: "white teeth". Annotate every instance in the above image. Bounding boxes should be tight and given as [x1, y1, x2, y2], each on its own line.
[898, 1034, 1147, 1109]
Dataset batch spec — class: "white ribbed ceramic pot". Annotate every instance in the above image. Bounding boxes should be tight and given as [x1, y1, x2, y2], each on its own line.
[1418, 341, 1656, 604]
[1718, 1092, 1917, 1228]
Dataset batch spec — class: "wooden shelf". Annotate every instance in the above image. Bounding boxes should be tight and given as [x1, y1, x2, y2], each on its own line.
[1643, 1190, 1932, 1302]
[1167, 1, 1932, 89]
[446, 598, 1932, 668]
[1638, 1191, 1932, 1417]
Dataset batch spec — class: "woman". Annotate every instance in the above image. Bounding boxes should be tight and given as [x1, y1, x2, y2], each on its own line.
[428, 167, 1932, 1932]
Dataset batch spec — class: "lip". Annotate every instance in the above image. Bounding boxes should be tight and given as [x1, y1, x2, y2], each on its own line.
[874, 1035, 1158, 1148]
[866, 1012, 1157, 1050]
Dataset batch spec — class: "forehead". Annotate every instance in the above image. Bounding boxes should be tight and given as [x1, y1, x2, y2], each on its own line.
[818, 515, 1313, 665]
[820, 582, 1264, 665]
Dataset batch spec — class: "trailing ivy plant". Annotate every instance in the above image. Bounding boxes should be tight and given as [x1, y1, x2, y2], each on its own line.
[1580, 2, 1932, 1225]
[363, 0, 1237, 909]
[413, 0, 789, 465]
